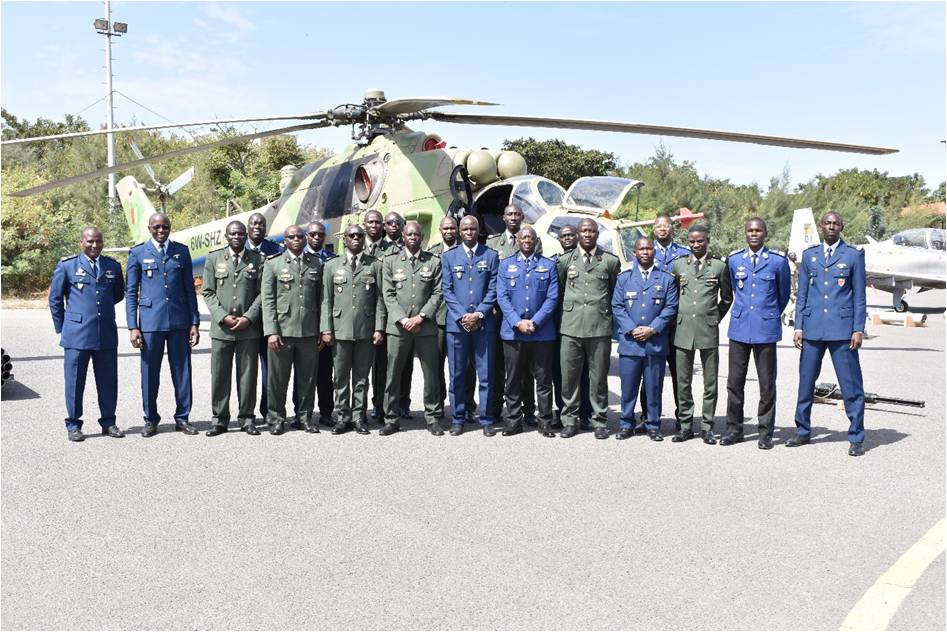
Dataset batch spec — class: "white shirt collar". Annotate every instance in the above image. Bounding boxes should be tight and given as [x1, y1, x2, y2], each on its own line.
[151, 238, 168, 252]
[639, 264, 655, 277]
[579, 246, 595, 258]
[464, 243, 477, 257]
[824, 241, 839, 256]
[347, 251, 360, 265]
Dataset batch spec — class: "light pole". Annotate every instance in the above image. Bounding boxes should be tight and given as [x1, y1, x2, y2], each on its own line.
[94, 2, 127, 215]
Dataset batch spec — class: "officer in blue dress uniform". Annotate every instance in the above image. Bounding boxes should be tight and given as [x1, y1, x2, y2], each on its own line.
[244, 211, 282, 420]
[304, 220, 337, 427]
[496, 226, 559, 438]
[790, 212, 868, 456]
[126, 213, 201, 437]
[637, 213, 691, 431]
[722, 218, 791, 449]
[48, 227, 126, 442]
[612, 237, 679, 441]
[441, 215, 500, 436]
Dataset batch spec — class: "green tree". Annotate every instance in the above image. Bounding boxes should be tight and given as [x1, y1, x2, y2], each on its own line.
[501, 137, 619, 187]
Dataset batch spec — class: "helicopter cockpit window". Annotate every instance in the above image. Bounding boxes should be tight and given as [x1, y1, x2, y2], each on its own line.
[298, 161, 356, 224]
[537, 180, 566, 207]
[930, 229, 945, 251]
[894, 229, 931, 249]
[547, 215, 615, 254]
[511, 182, 546, 224]
[564, 177, 631, 211]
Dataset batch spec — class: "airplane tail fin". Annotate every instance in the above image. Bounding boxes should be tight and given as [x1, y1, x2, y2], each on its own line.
[673, 207, 703, 230]
[865, 235, 877, 244]
[788, 207, 820, 258]
[116, 175, 156, 244]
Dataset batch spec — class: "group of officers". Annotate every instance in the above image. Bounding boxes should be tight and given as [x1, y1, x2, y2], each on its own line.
[48, 204, 869, 456]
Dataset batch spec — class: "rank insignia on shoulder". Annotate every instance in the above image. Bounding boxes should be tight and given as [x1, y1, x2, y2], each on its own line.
[729, 248, 744, 257]
[267, 253, 281, 259]
[770, 249, 785, 257]
[61, 254, 78, 261]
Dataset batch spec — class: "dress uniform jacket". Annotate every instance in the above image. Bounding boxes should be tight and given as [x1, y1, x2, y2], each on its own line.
[671, 256, 733, 350]
[487, 231, 542, 259]
[382, 250, 442, 337]
[556, 247, 621, 338]
[441, 244, 500, 333]
[50, 254, 124, 349]
[612, 268, 678, 356]
[320, 255, 386, 339]
[247, 237, 282, 258]
[726, 246, 791, 344]
[203, 248, 264, 340]
[261, 251, 324, 338]
[654, 241, 691, 272]
[126, 240, 200, 332]
[428, 242, 453, 327]
[496, 253, 558, 341]
[794, 240, 867, 340]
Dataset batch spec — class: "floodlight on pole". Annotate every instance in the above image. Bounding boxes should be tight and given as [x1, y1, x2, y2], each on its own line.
[94, 18, 109, 32]
[113, 22, 127, 34]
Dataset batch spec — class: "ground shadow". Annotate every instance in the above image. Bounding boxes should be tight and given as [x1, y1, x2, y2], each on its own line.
[0, 380, 41, 401]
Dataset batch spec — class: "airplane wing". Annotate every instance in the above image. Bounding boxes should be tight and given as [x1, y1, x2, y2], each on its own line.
[867, 270, 947, 288]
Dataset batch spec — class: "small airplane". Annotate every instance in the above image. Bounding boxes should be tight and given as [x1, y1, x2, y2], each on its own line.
[4, 89, 898, 274]
[786, 208, 946, 314]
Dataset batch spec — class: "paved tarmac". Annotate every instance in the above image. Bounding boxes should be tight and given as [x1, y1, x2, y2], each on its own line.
[2, 288, 944, 630]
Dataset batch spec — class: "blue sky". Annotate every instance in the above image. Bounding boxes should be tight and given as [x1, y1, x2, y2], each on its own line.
[2, 1, 944, 191]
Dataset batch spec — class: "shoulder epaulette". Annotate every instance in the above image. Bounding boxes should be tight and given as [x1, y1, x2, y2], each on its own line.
[673, 251, 690, 259]
[728, 248, 744, 257]
[769, 249, 786, 257]
[601, 250, 619, 260]
[101, 254, 118, 262]
[266, 253, 282, 260]
[131, 241, 148, 250]
[803, 243, 820, 251]
[852, 243, 864, 251]
[60, 254, 78, 261]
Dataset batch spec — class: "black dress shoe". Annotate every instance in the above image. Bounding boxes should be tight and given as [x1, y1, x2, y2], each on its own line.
[848, 442, 865, 456]
[68, 429, 85, 442]
[550, 419, 564, 430]
[785, 434, 811, 447]
[242, 424, 260, 436]
[702, 431, 717, 445]
[579, 419, 593, 432]
[305, 421, 320, 433]
[355, 422, 371, 435]
[141, 424, 158, 438]
[501, 423, 523, 437]
[758, 435, 774, 450]
[524, 416, 538, 428]
[560, 425, 577, 439]
[538, 423, 556, 438]
[615, 427, 634, 440]
[269, 422, 285, 436]
[206, 425, 227, 437]
[289, 419, 306, 431]
[378, 423, 400, 436]
[428, 423, 444, 436]
[647, 430, 664, 442]
[594, 427, 609, 440]
[102, 425, 125, 438]
[719, 433, 744, 446]
[332, 422, 352, 435]
[449, 424, 464, 436]
[483, 424, 497, 437]
[319, 414, 335, 428]
[175, 422, 198, 435]
[671, 430, 694, 443]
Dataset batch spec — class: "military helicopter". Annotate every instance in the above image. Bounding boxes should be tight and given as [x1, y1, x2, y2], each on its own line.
[3, 89, 897, 273]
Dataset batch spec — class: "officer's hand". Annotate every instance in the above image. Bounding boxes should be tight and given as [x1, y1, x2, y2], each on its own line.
[189, 325, 200, 348]
[268, 334, 283, 352]
[459, 313, 479, 330]
[230, 316, 250, 332]
[850, 331, 863, 351]
[129, 328, 143, 348]
[404, 315, 424, 333]
[372, 330, 385, 346]
[515, 320, 532, 335]
[793, 330, 804, 350]
[222, 315, 239, 328]
[321, 333, 334, 347]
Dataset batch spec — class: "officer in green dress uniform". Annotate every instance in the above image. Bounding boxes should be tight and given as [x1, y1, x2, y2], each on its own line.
[321, 224, 387, 435]
[203, 221, 265, 436]
[556, 218, 621, 438]
[669, 225, 733, 444]
[380, 221, 443, 435]
[261, 225, 323, 435]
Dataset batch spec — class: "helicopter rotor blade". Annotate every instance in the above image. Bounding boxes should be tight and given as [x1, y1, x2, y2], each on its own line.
[6, 121, 328, 198]
[125, 137, 161, 187]
[166, 166, 195, 197]
[0, 112, 328, 146]
[375, 97, 499, 116]
[429, 112, 898, 155]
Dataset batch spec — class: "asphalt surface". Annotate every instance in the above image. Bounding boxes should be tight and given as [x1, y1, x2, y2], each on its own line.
[2, 288, 944, 630]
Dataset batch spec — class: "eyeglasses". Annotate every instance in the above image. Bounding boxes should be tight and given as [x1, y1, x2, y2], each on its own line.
[385, 220, 402, 226]
[150, 224, 171, 230]
[346, 233, 365, 239]
[285, 234, 305, 240]
[307, 231, 325, 237]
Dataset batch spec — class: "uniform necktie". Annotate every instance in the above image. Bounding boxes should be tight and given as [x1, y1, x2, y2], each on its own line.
[159, 243, 166, 259]
[467, 248, 473, 261]
[826, 246, 834, 259]
[751, 253, 758, 268]
[584, 253, 592, 267]
[90, 259, 98, 279]
[410, 255, 417, 267]
[643, 269, 650, 282]
[694, 259, 701, 274]
[350, 255, 357, 273]
[232, 253, 239, 268]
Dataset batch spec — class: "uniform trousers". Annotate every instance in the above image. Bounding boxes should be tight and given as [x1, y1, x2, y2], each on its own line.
[266, 336, 317, 425]
[725, 340, 777, 438]
[560, 335, 610, 428]
[63, 347, 117, 431]
[502, 340, 554, 427]
[553, 349, 591, 422]
[619, 354, 665, 431]
[491, 335, 536, 420]
[794, 339, 865, 443]
[372, 344, 410, 414]
[334, 339, 374, 425]
[211, 337, 258, 428]
[674, 346, 719, 433]
[316, 345, 334, 418]
[140, 329, 193, 425]
[385, 333, 440, 425]
[437, 326, 476, 420]
[639, 328, 679, 424]
[446, 328, 495, 425]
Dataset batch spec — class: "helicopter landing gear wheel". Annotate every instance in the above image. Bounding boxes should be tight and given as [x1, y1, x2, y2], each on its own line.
[894, 300, 909, 313]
